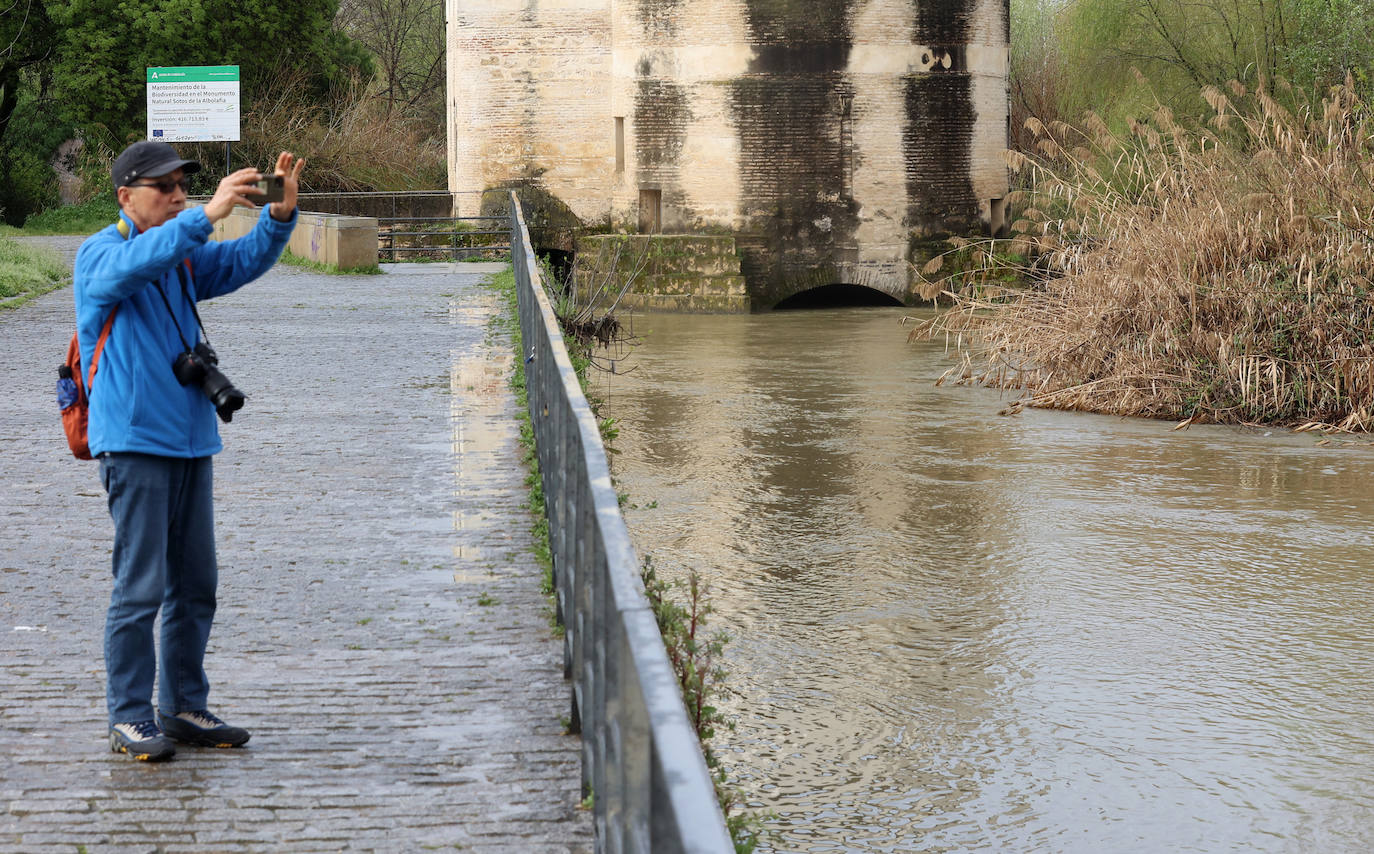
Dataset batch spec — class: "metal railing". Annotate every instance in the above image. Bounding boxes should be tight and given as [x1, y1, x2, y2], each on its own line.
[508, 193, 734, 854]
[379, 215, 509, 261]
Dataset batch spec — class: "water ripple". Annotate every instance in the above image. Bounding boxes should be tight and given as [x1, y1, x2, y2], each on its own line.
[603, 308, 1374, 852]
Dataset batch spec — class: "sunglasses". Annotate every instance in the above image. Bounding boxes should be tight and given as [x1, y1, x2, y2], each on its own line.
[129, 176, 192, 194]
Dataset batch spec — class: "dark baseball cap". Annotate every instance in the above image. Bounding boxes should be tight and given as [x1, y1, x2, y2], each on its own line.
[111, 141, 202, 190]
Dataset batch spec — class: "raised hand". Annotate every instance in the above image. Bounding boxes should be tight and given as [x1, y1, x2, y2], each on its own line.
[202, 166, 272, 224]
[269, 152, 307, 222]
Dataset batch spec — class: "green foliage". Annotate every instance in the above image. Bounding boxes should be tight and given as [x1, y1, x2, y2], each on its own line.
[0, 4, 60, 221]
[0, 0, 57, 138]
[1283, 0, 1374, 92]
[0, 0, 379, 222]
[640, 558, 764, 854]
[0, 147, 59, 228]
[0, 74, 71, 226]
[1033, 0, 1374, 126]
[1010, 0, 1073, 150]
[46, 0, 373, 150]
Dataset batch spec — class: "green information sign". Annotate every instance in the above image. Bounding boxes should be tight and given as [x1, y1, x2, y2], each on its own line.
[146, 66, 240, 83]
[146, 65, 241, 142]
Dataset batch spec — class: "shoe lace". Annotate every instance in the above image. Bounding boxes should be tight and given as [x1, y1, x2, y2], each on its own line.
[183, 710, 225, 727]
[123, 720, 163, 739]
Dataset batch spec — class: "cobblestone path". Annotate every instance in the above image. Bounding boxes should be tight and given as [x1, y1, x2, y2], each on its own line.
[0, 244, 592, 852]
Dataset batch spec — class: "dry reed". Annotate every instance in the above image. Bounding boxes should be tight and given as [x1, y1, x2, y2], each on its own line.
[918, 76, 1374, 431]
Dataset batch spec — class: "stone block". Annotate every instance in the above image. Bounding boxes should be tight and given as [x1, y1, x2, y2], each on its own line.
[205, 205, 379, 272]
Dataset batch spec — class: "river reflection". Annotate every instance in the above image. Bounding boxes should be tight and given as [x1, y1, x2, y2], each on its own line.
[595, 307, 1374, 853]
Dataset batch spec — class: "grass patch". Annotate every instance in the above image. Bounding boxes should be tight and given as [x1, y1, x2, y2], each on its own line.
[277, 249, 381, 275]
[15, 198, 119, 235]
[0, 237, 69, 310]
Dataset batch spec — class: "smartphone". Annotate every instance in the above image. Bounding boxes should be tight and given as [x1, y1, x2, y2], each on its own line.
[254, 174, 285, 203]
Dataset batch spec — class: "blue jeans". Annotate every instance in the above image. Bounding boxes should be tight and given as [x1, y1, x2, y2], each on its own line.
[99, 452, 218, 725]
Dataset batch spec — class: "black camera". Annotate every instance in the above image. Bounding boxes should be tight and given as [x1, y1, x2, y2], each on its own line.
[173, 341, 246, 423]
[253, 173, 285, 203]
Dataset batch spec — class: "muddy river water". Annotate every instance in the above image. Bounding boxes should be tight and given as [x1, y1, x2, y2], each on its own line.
[593, 307, 1374, 853]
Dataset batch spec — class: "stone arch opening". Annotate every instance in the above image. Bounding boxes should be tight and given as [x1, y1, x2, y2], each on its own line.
[771, 283, 904, 310]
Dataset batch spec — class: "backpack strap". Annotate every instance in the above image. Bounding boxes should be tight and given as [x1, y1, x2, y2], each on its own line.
[87, 308, 118, 392]
[85, 216, 136, 392]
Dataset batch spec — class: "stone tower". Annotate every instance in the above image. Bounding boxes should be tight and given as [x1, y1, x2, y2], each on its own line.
[447, 0, 1010, 308]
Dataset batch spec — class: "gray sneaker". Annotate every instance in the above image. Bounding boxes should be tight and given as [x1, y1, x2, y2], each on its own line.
[157, 710, 251, 748]
[109, 720, 176, 761]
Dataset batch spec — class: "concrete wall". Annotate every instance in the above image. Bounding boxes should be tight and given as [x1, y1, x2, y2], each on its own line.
[208, 206, 379, 271]
[447, 0, 1010, 308]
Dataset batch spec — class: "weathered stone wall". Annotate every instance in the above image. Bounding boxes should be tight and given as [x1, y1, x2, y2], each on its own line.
[573, 234, 749, 312]
[448, 0, 1009, 308]
[447, 0, 615, 220]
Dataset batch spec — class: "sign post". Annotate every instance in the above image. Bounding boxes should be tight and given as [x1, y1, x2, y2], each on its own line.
[146, 65, 241, 173]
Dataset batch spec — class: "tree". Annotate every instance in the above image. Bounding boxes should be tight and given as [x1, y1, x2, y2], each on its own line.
[0, 0, 55, 146]
[0, 1, 63, 222]
[335, 0, 444, 127]
[1282, 0, 1374, 92]
[1011, 0, 1073, 151]
[46, 0, 373, 148]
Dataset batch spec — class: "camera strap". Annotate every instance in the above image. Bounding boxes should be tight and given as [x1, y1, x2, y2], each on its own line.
[116, 221, 210, 354]
[174, 261, 210, 345]
[152, 260, 209, 354]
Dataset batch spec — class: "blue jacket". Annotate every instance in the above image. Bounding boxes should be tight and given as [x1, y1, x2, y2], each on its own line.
[74, 204, 296, 458]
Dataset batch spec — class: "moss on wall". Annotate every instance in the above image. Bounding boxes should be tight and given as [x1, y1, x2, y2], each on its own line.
[573, 234, 749, 313]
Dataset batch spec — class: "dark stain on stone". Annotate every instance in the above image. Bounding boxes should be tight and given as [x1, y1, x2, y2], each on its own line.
[633, 78, 693, 225]
[636, 0, 687, 39]
[731, 0, 860, 305]
[480, 179, 583, 251]
[741, 0, 855, 45]
[913, 0, 975, 45]
[903, 73, 979, 239]
[748, 42, 850, 75]
[905, 0, 983, 242]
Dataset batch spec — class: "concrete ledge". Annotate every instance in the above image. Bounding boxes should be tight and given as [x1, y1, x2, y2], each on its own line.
[208, 205, 379, 271]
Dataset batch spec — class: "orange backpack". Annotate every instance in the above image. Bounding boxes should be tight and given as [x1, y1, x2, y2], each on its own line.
[59, 308, 117, 460]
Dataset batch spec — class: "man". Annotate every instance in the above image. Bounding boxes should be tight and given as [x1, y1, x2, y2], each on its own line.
[74, 141, 306, 761]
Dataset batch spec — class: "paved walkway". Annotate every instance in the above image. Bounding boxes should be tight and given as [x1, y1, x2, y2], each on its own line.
[0, 239, 592, 852]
